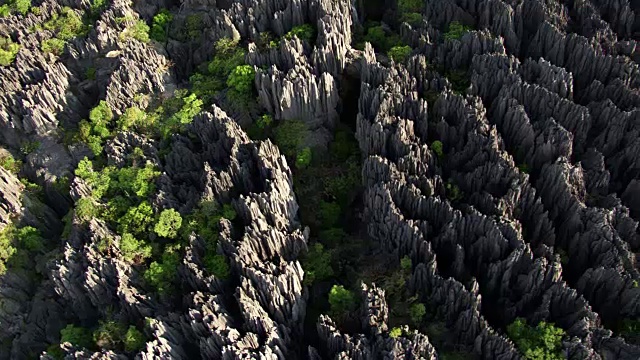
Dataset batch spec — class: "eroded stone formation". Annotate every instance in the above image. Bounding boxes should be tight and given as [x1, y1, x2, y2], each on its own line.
[0, 0, 639, 358]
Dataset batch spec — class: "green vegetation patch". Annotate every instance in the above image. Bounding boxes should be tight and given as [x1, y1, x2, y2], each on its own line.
[387, 45, 412, 63]
[302, 243, 334, 285]
[443, 21, 472, 41]
[0, 224, 44, 274]
[328, 285, 357, 317]
[0, 0, 31, 16]
[284, 24, 316, 43]
[150, 9, 172, 42]
[0, 37, 20, 66]
[506, 318, 565, 360]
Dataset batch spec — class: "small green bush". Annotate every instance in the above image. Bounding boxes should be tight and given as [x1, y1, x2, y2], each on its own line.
[319, 201, 341, 228]
[144, 244, 181, 293]
[14, 0, 30, 15]
[0, 37, 20, 66]
[284, 24, 316, 43]
[150, 9, 172, 42]
[93, 320, 126, 350]
[221, 203, 236, 220]
[0, 225, 17, 275]
[257, 114, 273, 129]
[446, 181, 462, 201]
[363, 26, 387, 51]
[273, 120, 309, 158]
[302, 243, 333, 285]
[184, 14, 203, 40]
[318, 228, 346, 247]
[0, 5, 10, 17]
[506, 318, 565, 360]
[75, 197, 99, 222]
[389, 327, 403, 338]
[226, 64, 255, 102]
[446, 69, 470, 94]
[16, 226, 42, 252]
[117, 106, 147, 131]
[409, 303, 426, 325]
[518, 163, 530, 174]
[0, 153, 21, 174]
[129, 20, 150, 43]
[119, 232, 152, 264]
[123, 326, 146, 352]
[89, 100, 113, 138]
[154, 209, 182, 239]
[328, 285, 357, 316]
[60, 324, 93, 349]
[44, 7, 88, 41]
[46, 344, 64, 360]
[295, 147, 312, 169]
[444, 21, 471, 41]
[400, 12, 423, 26]
[204, 253, 230, 279]
[398, 0, 422, 13]
[161, 93, 202, 138]
[431, 140, 443, 159]
[118, 201, 154, 235]
[387, 45, 412, 62]
[85, 67, 96, 80]
[400, 255, 412, 272]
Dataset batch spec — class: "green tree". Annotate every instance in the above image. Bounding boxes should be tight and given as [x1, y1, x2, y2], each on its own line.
[154, 209, 182, 239]
[328, 285, 357, 316]
[221, 204, 236, 220]
[363, 25, 387, 51]
[75, 197, 99, 222]
[227, 65, 255, 93]
[257, 114, 273, 129]
[203, 253, 230, 279]
[295, 147, 312, 169]
[0, 225, 17, 275]
[409, 303, 426, 325]
[119, 232, 152, 264]
[93, 320, 126, 350]
[161, 93, 202, 138]
[0, 153, 21, 174]
[44, 7, 87, 41]
[0, 5, 10, 17]
[0, 37, 20, 66]
[273, 120, 308, 158]
[60, 324, 93, 349]
[144, 244, 181, 293]
[444, 21, 471, 41]
[400, 12, 423, 26]
[150, 9, 172, 42]
[388, 45, 412, 62]
[506, 318, 565, 360]
[398, 0, 422, 13]
[123, 326, 146, 352]
[117, 106, 147, 130]
[284, 24, 316, 43]
[389, 327, 403, 338]
[89, 100, 113, 138]
[16, 226, 42, 252]
[302, 243, 334, 285]
[431, 140, 443, 159]
[129, 20, 150, 43]
[318, 227, 346, 247]
[446, 181, 462, 201]
[14, 0, 30, 15]
[319, 201, 341, 228]
[118, 201, 154, 235]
